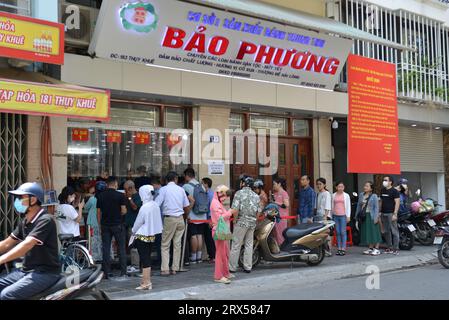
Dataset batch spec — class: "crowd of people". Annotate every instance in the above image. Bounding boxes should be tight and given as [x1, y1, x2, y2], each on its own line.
[55, 169, 412, 289]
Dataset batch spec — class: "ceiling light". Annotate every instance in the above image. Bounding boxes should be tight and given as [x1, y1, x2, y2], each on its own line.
[411, 124, 417, 127]
[435, 127, 441, 130]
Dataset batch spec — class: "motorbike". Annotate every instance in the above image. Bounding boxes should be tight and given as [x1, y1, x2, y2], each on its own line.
[433, 225, 449, 269]
[31, 264, 109, 300]
[397, 212, 415, 250]
[428, 200, 449, 227]
[409, 190, 437, 246]
[239, 204, 334, 268]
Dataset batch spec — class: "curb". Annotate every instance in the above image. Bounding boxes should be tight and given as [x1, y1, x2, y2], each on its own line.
[111, 251, 438, 300]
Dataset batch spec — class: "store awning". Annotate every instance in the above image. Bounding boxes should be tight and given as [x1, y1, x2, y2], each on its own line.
[185, 0, 412, 52]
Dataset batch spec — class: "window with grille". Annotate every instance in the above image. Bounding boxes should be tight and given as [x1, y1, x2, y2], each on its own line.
[229, 113, 244, 131]
[0, 0, 31, 16]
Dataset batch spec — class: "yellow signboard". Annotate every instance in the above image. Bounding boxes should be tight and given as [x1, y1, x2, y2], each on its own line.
[0, 79, 110, 121]
[0, 12, 64, 64]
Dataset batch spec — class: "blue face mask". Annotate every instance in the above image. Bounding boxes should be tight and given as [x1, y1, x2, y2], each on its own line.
[14, 198, 28, 214]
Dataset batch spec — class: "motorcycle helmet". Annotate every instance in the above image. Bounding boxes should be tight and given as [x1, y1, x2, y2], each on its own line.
[411, 201, 421, 213]
[9, 182, 45, 204]
[263, 203, 279, 217]
[243, 176, 255, 188]
[253, 179, 264, 189]
[398, 178, 409, 185]
[95, 181, 107, 193]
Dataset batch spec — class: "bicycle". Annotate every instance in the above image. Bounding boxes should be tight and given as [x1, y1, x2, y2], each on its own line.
[59, 234, 94, 273]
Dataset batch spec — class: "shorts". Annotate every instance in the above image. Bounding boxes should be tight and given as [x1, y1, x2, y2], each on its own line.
[189, 223, 207, 236]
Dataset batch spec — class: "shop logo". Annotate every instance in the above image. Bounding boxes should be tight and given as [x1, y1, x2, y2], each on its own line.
[120, 2, 158, 33]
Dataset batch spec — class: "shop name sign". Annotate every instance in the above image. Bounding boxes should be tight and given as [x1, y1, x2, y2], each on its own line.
[0, 12, 64, 65]
[0, 79, 110, 121]
[89, 0, 353, 90]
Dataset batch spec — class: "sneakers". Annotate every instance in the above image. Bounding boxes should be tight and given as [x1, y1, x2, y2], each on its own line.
[325, 250, 332, 257]
[336, 250, 346, 256]
[243, 269, 251, 274]
[196, 259, 203, 264]
[215, 277, 231, 284]
[384, 249, 393, 254]
[370, 249, 381, 256]
[112, 275, 129, 282]
[226, 273, 236, 279]
[363, 249, 373, 255]
[190, 259, 197, 265]
[392, 250, 399, 256]
[127, 265, 140, 273]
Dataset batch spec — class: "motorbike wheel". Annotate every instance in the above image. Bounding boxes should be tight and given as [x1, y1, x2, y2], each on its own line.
[399, 228, 414, 250]
[416, 222, 435, 246]
[306, 245, 325, 266]
[438, 239, 449, 269]
[238, 247, 261, 269]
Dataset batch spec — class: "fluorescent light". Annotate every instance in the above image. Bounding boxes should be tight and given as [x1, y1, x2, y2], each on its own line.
[435, 127, 441, 130]
[411, 124, 417, 127]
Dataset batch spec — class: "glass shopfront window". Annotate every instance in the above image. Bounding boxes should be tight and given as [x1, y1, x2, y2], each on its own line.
[67, 103, 191, 184]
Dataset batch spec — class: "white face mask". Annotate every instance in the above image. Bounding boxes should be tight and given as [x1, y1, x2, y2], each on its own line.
[383, 181, 389, 188]
[402, 184, 407, 189]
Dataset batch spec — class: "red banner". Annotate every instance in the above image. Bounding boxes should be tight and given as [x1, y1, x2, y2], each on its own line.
[106, 130, 122, 143]
[71, 128, 89, 141]
[134, 132, 150, 145]
[347, 54, 400, 174]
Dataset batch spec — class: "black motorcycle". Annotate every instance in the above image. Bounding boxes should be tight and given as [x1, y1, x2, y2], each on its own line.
[397, 212, 415, 250]
[433, 226, 449, 269]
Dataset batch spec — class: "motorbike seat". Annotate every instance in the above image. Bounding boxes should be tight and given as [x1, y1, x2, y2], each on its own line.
[34, 268, 94, 299]
[283, 223, 324, 240]
[58, 234, 74, 242]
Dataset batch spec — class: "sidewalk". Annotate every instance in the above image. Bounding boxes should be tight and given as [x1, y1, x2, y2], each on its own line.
[99, 245, 438, 300]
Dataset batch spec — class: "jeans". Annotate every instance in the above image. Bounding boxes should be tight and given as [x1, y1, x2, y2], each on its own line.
[101, 224, 127, 276]
[381, 213, 400, 250]
[0, 270, 60, 300]
[334, 215, 347, 250]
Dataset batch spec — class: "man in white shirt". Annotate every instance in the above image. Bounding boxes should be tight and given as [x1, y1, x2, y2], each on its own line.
[155, 171, 191, 275]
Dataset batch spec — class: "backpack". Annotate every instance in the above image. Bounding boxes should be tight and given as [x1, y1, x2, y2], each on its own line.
[191, 183, 210, 215]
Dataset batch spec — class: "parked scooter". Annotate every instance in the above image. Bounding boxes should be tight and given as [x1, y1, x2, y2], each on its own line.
[410, 190, 436, 246]
[428, 200, 449, 227]
[239, 204, 334, 268]
[31, 264, 109, 300]
[433, 225, 449, 269]
[397, 212, 415, 250]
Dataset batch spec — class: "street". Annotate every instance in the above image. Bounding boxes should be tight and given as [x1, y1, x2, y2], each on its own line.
[207, 264, 449, 300]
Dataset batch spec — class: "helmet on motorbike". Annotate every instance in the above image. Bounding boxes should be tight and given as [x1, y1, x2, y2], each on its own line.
[411, 201, 421, 213]
[8, 182, 45, 204]
[95, 181, 107, 193]
[253, 179, 264, 189]
[263, 203, 279, 217]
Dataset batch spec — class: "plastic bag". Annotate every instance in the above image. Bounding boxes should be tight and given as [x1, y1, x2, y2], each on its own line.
[213, 216, 233, 241]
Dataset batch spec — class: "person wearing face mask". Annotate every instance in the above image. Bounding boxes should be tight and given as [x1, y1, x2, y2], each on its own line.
[211, 185, 233, 284]
[56, 186, 84, 241]
[380, 176, 401, 255]
[396, 178, 409, 215]
[0, 183, 61, 300]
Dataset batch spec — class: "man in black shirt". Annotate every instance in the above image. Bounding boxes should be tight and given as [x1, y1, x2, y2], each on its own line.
[380, 176, 401, 255]
[0, 183, 61, 300]
[96, 176, 128, 279]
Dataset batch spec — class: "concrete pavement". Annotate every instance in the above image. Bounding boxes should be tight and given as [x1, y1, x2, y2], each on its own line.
[99, 245, 438, 300]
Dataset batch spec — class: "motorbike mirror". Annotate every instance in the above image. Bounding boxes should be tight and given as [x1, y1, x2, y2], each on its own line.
[352, 192, 358, 197]
[416, 189, 421, 196]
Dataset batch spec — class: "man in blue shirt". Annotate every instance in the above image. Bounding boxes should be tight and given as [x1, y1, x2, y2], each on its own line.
[298, 175, 316, 224]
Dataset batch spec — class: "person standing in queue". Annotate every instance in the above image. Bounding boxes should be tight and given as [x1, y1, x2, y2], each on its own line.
[271, 177, 290, 246]
[331, 182, 351, 256]
[202, 177, 216, 263]
[55, 186, 84, 241]
[297, 175, 316, 224]
[356, 181, 382, 256]
[380, 176, 400, 255]
[315, 178, 332, 256]
[228, 176, 260, 274]
[155, 171, 192, 276]
[96, 176, 128, 280]
[211, 185, 233, 284]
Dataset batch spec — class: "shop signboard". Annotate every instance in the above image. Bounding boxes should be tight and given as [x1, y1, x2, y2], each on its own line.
[107, 131, 122, 143]
[0, 79, 110, 121]
[347, 54, 400, 174]
[72, 128, 89, 141]
[89, 0, 353, 90]
[0, 12, 64, 65]
[134, 132, 150, 144]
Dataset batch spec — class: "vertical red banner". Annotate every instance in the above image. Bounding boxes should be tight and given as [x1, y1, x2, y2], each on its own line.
[347, 54, 400, 174]
[106, 130, 122, 143]
[71, 128, 89, 141]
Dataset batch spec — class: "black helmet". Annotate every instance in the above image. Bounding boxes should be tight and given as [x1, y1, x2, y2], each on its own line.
[239, 174, 248, 182]
[243, 176, 254, 188]
[9, 182, 45, 204]
[253, 179, 264, 189]
[95, 181, 107, 193]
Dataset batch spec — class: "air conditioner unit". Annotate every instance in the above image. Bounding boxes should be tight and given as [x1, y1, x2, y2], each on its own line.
[59, 2, 99, 48]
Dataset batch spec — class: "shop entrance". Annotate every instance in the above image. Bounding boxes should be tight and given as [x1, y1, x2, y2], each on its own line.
[230, 135, 312, 223]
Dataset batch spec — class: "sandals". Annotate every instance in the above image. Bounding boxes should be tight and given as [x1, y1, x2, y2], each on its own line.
[136, 283, 152, 290]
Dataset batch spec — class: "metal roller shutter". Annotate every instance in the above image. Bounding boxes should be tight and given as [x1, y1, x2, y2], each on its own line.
[399, 126, 444, 173]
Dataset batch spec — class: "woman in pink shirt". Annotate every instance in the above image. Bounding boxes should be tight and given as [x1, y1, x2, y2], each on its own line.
[211, 185, 233, 284]
[331, 182, 351, 256]
[271, 177, 290, 246]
